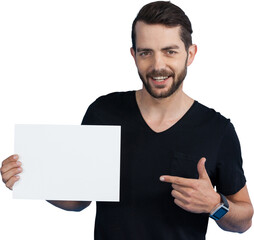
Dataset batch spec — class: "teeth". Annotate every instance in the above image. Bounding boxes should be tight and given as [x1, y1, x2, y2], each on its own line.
[152, 76, 169, 81]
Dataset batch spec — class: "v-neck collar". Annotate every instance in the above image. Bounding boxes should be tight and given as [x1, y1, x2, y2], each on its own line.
[131, 91, 197, 135]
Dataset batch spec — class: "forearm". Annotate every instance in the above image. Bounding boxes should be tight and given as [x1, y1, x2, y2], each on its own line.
[47, 200, 92, 212]
[215, 200, 253, 233]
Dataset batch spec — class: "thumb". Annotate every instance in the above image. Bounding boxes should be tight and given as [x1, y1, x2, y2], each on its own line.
[197, 157, 209, 180]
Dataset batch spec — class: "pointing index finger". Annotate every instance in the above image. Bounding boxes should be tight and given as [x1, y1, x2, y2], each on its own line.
[160, 175, 194, 186]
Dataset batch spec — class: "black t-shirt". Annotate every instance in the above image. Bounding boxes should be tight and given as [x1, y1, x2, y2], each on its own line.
[81, 91, 246, 240]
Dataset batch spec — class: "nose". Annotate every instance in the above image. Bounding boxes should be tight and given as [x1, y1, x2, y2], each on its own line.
[153, 53, 166, 70]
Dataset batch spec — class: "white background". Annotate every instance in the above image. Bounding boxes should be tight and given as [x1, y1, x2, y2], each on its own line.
[0, 0, 253, 239]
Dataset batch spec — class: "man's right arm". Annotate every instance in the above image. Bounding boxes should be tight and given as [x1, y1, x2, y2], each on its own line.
[1, 154, 91, 212]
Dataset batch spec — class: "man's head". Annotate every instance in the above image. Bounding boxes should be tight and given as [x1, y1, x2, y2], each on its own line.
[131, 1, 193, 53]
[131, 1, 197, 99]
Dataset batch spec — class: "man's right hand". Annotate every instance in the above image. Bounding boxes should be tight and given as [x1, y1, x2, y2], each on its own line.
[0, 154, 22, 190]
[1, 155, 91, 211]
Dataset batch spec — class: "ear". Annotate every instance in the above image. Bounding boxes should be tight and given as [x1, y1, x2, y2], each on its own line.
[130, 47, 137, 65]
[186, 44, 197, 67]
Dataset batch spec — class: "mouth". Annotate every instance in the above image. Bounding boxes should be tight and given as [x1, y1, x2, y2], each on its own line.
[149, 75, 172, 85]
[151, 76, 170, 82]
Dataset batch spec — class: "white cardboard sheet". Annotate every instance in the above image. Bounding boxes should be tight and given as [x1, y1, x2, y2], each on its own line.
[13, 124, 121, 201]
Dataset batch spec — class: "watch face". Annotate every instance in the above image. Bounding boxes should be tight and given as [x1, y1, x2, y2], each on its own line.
[213, 207, 228, 219]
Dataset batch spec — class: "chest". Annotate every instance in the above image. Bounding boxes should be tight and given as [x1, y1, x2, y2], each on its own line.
[120, 125, 220, 199]
[145, 118, 180, 133]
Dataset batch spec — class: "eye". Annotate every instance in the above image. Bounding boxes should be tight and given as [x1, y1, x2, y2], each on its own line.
[166, 50, 177, 56]
[139, 51, 151, 57]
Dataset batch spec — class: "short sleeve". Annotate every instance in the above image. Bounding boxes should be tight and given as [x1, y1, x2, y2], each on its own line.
[215, 122, 246, 195]
[81, 100, 101, 125]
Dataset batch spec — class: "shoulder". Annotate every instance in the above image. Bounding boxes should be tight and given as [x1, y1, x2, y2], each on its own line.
[91, 91, 134, 109]
[194, 101, 230, 126]
[82, 91, 135, 125]
[87, 91, 135, 117]
[192, 101, 233, 138]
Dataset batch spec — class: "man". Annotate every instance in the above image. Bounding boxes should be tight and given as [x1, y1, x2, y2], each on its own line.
[1, 1, 253, 239]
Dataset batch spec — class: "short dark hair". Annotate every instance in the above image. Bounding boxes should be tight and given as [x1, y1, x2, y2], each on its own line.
[131, 1, 193, 52]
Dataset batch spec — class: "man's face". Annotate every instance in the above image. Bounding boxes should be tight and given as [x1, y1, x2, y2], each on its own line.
[131, 22, 195, 99]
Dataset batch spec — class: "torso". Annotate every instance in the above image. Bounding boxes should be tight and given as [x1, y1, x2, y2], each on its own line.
[81, 91, 245, 240]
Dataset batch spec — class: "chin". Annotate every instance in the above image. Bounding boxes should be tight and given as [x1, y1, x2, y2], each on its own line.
[148, 89, 174, 99]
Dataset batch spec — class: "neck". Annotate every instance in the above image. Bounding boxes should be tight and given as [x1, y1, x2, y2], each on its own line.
[136, 85, 194, 121]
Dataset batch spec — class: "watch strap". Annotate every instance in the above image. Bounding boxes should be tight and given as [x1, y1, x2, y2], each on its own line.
[219, 193, 229, 208]
[209, 193, 229, 220]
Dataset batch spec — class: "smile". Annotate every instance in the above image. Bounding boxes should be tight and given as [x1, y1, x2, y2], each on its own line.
[151, 76, 170, 82]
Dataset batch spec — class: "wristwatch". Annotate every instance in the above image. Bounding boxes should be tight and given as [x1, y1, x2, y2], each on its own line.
[209, 193, 229, 220]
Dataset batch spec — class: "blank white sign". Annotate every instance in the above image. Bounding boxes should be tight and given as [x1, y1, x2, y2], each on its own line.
[13, 124, 121, 201]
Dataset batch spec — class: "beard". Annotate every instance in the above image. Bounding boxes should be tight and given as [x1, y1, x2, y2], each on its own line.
[138, 62, 188, 99]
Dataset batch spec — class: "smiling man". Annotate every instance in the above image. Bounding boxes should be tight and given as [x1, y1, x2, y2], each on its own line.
[1, 1, 253, 240]
[133, 23, 191, 100]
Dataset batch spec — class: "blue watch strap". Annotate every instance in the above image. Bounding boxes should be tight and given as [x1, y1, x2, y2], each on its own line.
[209, 193, 229, 220]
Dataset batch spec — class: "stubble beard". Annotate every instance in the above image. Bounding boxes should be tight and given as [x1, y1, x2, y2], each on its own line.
[138, 63, 188, 99]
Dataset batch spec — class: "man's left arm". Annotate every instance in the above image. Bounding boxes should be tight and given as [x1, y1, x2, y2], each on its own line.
[216, 185, 253, 233]
[160, 157, 253, 233]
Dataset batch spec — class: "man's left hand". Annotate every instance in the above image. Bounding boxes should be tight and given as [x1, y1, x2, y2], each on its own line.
[160, 157, 221, 214]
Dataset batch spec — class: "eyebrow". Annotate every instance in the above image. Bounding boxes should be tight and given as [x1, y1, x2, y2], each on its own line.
[161, 45, 180, 51]
[137, 45, 180, 53]
[137, 48, 153, 53]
